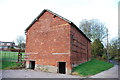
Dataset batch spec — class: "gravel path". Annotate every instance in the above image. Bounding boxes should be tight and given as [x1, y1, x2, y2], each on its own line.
[90, 65, 118, 78]
[1, 69, 83, 78]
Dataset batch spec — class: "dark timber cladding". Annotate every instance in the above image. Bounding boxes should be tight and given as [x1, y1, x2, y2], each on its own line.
[25, 9, 91, 74]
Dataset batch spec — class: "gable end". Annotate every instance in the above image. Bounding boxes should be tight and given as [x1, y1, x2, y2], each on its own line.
[25, 9, 91, 42]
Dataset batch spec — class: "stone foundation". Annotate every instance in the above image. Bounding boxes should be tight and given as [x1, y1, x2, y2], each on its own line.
[26, 63, 71, 74]
[26, 63, 29, 69]
[36, 65, 58, 73]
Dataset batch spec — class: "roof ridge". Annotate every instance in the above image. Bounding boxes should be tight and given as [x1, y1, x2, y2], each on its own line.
[25, 9, 73, 32]
[44, 9, 72, 23]
[25, 9, 91, 42]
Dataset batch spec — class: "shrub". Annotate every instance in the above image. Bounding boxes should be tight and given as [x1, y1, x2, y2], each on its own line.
[102, 54, 107, 60]
[9, 49, 25, 52]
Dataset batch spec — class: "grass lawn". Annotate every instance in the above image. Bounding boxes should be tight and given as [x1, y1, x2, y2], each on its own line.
[0, 51, 25, 61]
[72, 59, 114, 76]
[1, 61, 22, 70]
[0, 51, 25, 70]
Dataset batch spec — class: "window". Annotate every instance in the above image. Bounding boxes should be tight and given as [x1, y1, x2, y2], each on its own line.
[1, 43, 4, 45]
[7, 43, 11, 45]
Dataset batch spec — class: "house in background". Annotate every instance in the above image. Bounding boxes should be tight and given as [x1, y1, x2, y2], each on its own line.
[25, 9, 91, 74]
[0, 41, 15, 51]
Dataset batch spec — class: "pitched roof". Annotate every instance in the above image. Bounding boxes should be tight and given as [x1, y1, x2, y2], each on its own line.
[25, 9, 91, 42]
[0, 41, 14, 43]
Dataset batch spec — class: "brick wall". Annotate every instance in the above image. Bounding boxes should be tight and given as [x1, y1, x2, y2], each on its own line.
[25, 10, 91, 74]
[26, 11, 72, 71]
[70, 26, 91, 67]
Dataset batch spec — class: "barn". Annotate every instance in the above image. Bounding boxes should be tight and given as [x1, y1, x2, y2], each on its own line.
[25, 9, 91, 74]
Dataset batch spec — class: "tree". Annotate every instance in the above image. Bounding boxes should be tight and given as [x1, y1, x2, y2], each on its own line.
[118, 38, 120, 61]
[79, 19, 107, 41]
[108, 38, 119, 60]
[16, 36, 25, 50]
[91, 39, 104, 57]
[20, 43, 26, 50]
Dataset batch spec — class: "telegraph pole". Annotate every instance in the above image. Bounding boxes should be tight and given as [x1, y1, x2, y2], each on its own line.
[106, 29, 109, 62]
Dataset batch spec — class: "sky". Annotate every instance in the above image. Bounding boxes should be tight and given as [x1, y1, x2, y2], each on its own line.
[0, 0, 119, 43]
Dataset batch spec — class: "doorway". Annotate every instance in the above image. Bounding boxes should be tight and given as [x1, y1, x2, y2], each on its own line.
[29, 61, 35, 69]
[58, 62, 66, 74]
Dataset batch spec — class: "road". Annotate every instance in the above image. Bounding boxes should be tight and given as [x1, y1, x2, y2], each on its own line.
[0, 65, 118, 79]
[90, 65, 118, 78]
[1, 69, 82, 78]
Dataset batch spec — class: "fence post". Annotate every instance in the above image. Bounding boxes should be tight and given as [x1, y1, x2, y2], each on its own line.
[18, 49, 23, 63]
[18, 50, 20, 62]
[18, 50, 21, 62]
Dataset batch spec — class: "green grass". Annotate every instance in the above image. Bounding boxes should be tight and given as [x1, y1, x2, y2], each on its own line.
[0, 51, 25, 70]
[72, 59, 114, 76]
[0, 51, 25, 61]
[1, 61, 22, 70]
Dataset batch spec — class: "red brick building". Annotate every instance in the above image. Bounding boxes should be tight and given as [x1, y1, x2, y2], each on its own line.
[25, 9, 91, 74]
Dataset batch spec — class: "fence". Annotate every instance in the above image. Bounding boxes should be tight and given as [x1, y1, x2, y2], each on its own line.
[0, 51, 25, 62]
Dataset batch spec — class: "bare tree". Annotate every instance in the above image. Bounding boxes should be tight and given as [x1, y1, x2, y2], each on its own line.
[79, 19, 107, 41]
[108, 38, 119, 60]
[16, 36, 25, 50]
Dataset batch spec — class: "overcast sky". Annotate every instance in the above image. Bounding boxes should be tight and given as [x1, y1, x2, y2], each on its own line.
[0, 0, 119, 43]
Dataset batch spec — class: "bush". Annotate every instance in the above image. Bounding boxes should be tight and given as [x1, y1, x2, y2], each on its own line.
[9, 48, 18, 52]
[102, 54, 107, 60]
[9, 49, 25, 52]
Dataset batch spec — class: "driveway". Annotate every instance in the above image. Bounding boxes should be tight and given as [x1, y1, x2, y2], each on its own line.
[90, 65, 118, 78]
[1, 69, 83, 78]
[0, 70, 2, 80]
[0, 65, 118, 79]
